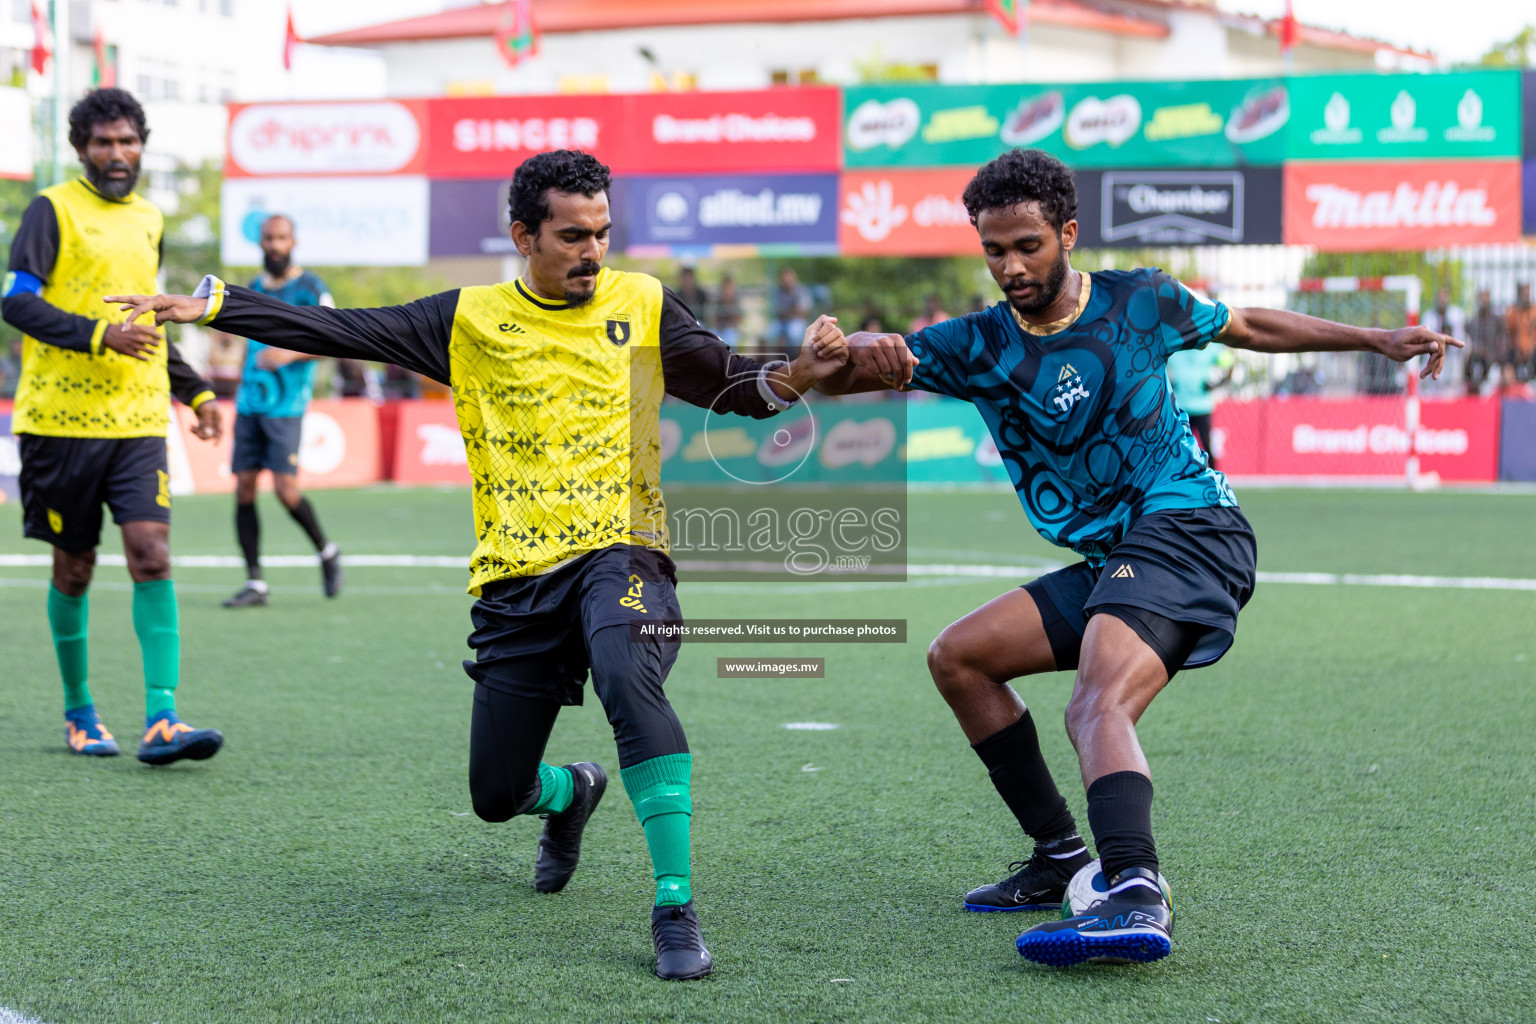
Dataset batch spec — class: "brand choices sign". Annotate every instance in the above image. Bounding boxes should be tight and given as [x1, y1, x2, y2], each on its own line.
[1074, 167, 1282, 246]
[1213, 398, 1501, 481]
[1283, 160, 1520, 250]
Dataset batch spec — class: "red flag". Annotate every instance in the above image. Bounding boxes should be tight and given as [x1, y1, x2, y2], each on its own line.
[30, 0, 51, 76]
[1279, 0, 1299, 58]
[283, 6, 301, 71]
[494, 0, 538, 68]
[986, 0, 1021, 35]
[92, 28, 116, 89]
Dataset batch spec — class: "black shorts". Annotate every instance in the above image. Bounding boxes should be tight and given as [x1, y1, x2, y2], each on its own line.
[463, 544, 682, 706]
[18, 434, 171, 552]
[231, 414, 303, 475]
[1023, 506, 1257, 676]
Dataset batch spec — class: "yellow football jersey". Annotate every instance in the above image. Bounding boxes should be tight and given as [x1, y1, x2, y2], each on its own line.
[12, 178, 167, 438]
[451, 269, 669, 593]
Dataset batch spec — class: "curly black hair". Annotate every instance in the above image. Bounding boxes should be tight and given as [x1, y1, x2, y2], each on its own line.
[961, 148, 1077, 231]
[508, 150, 611, 233]
[68, 88, 150, 150]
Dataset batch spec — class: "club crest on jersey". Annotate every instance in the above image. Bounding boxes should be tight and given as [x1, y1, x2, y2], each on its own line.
[1048, 362, 1091, 416]
[606, 315, 632, 347]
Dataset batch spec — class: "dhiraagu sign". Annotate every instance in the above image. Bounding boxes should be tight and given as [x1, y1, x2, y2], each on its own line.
[1286, 70, 1521, 160]
[843, 79, 1290, 169]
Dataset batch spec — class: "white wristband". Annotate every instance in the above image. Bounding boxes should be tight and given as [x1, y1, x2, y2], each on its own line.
[757, 360, 799, 412]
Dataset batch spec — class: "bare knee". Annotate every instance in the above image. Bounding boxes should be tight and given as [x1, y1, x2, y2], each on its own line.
[273, 474, 302, 509]
[52, 549, 96, 596]
[928, 627, 985, 704]
[123, 532, 171, 580]
[234, 473, 260, 504]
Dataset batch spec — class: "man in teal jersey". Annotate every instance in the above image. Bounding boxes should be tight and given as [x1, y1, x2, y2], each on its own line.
[813, 149, 1461, 967]
[223, 215, 341, 607]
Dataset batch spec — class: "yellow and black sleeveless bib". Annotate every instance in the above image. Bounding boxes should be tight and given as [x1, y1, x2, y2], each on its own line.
[450, 268, 669, 593]
[13, 179, 166, 438]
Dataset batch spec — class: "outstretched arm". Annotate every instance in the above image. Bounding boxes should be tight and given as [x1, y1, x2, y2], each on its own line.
[107, 275, 457, 385]
[1225, 307, 1464, 380]
[813, 331, 919, 395]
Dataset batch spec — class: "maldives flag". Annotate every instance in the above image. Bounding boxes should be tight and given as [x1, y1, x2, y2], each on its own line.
[986, 0, 1022, 35]
[494, 0, 539, 68]
[30, 0, 51, 75]
[92, 28, 116, 88]
[283, 6, 301, 71]
[1279, 0, 1299, 58]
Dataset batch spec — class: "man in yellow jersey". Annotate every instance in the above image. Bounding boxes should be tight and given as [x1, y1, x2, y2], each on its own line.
[111, 150, 848, 980]
[1, 89, 225, 766]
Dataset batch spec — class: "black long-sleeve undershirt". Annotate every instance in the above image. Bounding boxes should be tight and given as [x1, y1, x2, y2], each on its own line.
[205, 281, 787, 417]
[4, 191, 212, 406]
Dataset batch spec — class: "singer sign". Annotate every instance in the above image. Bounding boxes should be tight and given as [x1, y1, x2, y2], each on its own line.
[1283, 160, 1520, 249]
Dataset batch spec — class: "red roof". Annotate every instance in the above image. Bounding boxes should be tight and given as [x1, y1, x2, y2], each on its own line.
[308, 0, 1170, 45]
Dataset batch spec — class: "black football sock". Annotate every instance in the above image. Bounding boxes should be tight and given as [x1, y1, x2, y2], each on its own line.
[1086, 770, 1161, 902]
[236, 502, 261, 580]
[286, 496, 329, 551]
[973, 711, 1079, 844]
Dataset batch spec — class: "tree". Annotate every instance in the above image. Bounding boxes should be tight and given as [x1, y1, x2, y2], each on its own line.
[1473, 24, 1536, 68]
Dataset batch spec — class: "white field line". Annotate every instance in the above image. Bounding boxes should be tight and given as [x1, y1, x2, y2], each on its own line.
[0, 1008, 48, 1024]
[0, 555, 1533, 594]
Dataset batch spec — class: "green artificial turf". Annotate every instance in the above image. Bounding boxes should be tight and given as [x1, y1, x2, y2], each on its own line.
[0, 487, 1532, 1023]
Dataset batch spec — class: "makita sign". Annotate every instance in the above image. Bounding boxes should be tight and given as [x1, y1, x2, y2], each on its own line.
[1283, 160, 1519, 249]
[1074, 167, 1281, 246]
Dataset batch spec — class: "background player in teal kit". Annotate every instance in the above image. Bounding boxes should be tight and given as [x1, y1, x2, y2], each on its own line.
[223, 215, 341, 607]
[812, 149, 1460, 967]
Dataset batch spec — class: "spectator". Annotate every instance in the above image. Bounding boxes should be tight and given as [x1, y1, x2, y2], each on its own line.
[1167, 343, 1233, 469]
[1497, 362, 1535, 401]
[909, 293, 949, 333]
[675, 265, 711, 329]
[1506, 283, 1536, 381]
[1420, 289, 1466, 396]
[967, 294, 988, 315]
[714, 274, 743, 349]
[765, 266, 811, 356]
[1465, 289, 1505, 396]
[860, 315, 884, 334]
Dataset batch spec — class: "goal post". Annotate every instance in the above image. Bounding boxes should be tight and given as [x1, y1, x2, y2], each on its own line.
[1284, 275, 1433, 488]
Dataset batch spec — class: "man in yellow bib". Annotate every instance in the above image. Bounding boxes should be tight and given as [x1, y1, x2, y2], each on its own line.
[111, 150, 847, 980]
[1, 89, 224, 766]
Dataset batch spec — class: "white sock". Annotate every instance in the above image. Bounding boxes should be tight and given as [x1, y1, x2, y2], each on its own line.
[319, 542, 338, 560]
[247, 579, 269, 594]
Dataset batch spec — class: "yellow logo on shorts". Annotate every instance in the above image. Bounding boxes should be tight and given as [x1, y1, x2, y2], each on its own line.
[1110, 563, 1135, 579]
[619, 574, 648, 613]
[156, 470, 171, 508]
[47, 508, 63, 533]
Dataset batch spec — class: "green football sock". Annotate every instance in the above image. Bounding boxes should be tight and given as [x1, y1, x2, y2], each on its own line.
[621, 753, 693, 907]
[47, 585, 92, 712]
[132, 579, 180, 718]
[529, 762, 574, 815]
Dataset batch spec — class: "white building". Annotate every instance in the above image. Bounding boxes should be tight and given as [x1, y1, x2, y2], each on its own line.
[2, 0, 245, 206]
[309, 0, 1433, 99]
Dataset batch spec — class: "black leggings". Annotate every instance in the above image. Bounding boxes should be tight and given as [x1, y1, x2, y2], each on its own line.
[468, 625, 687, 822]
